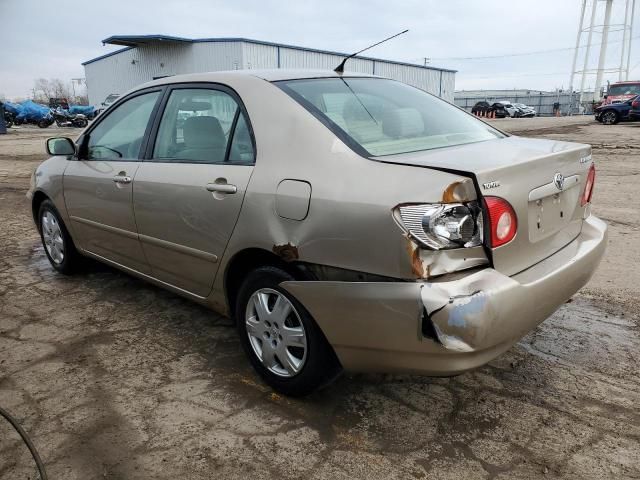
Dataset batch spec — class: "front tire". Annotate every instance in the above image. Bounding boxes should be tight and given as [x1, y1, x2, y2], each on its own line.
[38, 200, 81, 274]
[235, 266, 342, 396]
[601, 110, 619, 125]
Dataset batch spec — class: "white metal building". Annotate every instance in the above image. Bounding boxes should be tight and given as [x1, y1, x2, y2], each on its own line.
[82, 35, 456, 106]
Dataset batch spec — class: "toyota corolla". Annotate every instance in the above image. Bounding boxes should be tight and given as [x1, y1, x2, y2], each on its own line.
[28, 70, 607, 396]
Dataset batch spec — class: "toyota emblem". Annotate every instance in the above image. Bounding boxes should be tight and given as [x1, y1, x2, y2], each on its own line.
[553, 173, 565, 190]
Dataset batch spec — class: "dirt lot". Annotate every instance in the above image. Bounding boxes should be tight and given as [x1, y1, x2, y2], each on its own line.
[1, 118, 639, 479]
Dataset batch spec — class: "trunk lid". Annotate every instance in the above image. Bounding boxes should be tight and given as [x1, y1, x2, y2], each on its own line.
[377, 136, 593, 276]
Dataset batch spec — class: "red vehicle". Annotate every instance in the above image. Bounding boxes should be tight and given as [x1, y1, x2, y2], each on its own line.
[603, 81, 640, 105]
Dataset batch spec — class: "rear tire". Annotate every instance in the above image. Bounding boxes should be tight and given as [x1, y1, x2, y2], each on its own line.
[235, 266, 342, 396]
[38, 200, 81, 274]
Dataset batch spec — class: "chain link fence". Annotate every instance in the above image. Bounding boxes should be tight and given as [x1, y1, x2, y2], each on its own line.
[454, 93, 596, 116]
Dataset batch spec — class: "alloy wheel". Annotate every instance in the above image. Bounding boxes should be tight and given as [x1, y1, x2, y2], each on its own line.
[602, 111, 617, 125]
[41, 211, 65, 264]
[245, 288, 307, 377]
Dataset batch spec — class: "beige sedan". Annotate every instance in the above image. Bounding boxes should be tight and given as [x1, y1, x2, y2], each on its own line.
[28, 70, 606, 396]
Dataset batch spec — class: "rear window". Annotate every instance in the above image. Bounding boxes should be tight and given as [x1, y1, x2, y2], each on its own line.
[277, 77, 503, 157]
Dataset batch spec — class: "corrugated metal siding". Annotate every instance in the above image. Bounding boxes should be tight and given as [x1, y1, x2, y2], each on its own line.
[85, 43, 191, 105]
[373, 62, 454, 102]
[191, 42, 243, 71]
[242, 42, 278, 69]
[84, 40, 455, 105]
[278, 47, 374, 74]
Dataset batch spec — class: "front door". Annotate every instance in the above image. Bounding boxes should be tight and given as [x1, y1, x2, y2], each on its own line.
[133, 86, 255, 296]
[64, 90, 162, 273]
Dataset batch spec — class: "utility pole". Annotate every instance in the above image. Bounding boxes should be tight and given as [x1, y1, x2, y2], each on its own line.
[594, 0, 613, 102]
[626, 0, 636, 79]
[71, 78, 84, 103]
[619, 0, 631, 81]
[569, 0, 587, 93]
[579, 0, 599, 104]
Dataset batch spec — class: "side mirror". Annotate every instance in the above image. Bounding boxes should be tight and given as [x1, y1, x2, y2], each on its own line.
[46, 137, 76, 156]
[603, 95, 608, 99]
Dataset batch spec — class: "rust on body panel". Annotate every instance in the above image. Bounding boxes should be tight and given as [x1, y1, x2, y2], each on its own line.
[272, 243, 299, 262]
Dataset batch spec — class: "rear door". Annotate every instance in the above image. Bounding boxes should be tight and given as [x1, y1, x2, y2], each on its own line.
[64, 89, 162, 273]
[132, 85, 255, 296]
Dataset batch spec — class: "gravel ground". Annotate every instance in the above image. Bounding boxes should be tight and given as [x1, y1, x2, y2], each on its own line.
[1, 118, 639, 480]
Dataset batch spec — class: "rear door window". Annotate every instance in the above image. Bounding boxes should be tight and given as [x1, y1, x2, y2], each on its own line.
[152, 88, 254, 164]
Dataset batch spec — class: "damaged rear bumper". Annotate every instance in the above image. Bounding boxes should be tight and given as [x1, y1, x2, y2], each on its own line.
[281, 215, 607, 375]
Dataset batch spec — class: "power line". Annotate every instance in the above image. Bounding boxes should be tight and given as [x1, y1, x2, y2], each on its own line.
[421, 33, 640, 62]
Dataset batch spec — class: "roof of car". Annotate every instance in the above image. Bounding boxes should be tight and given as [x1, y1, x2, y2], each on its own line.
[139, 69, 382, 91]
[146, 69, 377, 84]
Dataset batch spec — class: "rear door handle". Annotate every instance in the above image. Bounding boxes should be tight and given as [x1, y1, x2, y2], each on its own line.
[206, 183, 237, 194]
[113, 174, 132, 184]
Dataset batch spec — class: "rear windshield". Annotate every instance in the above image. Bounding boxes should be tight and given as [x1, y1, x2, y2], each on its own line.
[277, 77, 503, 157]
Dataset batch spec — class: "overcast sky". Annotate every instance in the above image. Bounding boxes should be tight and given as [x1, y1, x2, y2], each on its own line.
[1, 0, 637, 100]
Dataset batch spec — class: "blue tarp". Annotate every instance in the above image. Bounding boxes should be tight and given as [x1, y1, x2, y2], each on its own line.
[69, 105, 95, 116]
[16, 100, 50, 121]
[3, 102, 22, 115]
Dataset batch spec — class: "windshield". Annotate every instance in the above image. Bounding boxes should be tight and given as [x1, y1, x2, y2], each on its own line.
[608, 84, 640, 96]
[277, 77, 504, 157]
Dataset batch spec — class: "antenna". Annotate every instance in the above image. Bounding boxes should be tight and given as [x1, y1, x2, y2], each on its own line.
[334, 29, 409, 73]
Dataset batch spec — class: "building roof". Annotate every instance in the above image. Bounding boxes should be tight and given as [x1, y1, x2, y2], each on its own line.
[82, 34, 456, 73]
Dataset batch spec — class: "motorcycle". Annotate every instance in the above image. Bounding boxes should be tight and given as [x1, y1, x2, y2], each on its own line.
[37, 112, 55, 128]
[52, 107, 88, 128]
[3, 111, 15, 128]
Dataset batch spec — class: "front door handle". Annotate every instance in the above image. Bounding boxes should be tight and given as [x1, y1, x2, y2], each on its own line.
[113, 174, 132, 184]
[206, 183, 237, 194]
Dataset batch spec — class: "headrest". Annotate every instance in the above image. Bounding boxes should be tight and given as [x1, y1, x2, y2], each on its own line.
[183, 116, 225, 148]
[382, 108, 424, 139]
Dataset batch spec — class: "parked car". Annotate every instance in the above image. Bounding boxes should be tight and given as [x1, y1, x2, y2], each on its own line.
[628, 97, 640, 120]
[594, 95, 639, 124]
[491, 101, 518, 118]
[513, 103, 536, 117]
[471, 101, 492, 116]
[95, 93, 120, 117]
[29, 70, 606, 396]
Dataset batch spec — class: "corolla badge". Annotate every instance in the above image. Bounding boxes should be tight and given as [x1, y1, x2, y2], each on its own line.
[553, 173, 565, 190]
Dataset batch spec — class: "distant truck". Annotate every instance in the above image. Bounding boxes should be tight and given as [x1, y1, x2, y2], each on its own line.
[603, 81, 640, 105]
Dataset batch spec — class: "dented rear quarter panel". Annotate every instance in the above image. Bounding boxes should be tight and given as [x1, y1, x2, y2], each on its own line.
[208, 75, 474, 310]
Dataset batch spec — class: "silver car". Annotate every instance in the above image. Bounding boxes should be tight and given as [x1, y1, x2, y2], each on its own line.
[28, 70, 606, 396]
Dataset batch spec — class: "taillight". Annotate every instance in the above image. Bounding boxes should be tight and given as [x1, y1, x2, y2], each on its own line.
[581, 163, 596, 206]
[484, 196, 517, 248]
[397, 202, 483, 250]
[632, 100, 639, 109]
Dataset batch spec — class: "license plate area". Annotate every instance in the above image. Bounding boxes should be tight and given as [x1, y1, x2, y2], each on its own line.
[528, 187, 579, 242]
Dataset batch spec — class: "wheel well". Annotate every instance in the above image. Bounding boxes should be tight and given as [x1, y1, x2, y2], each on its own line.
[31, 191, 49, 227]
[224, 248, 312, 318]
